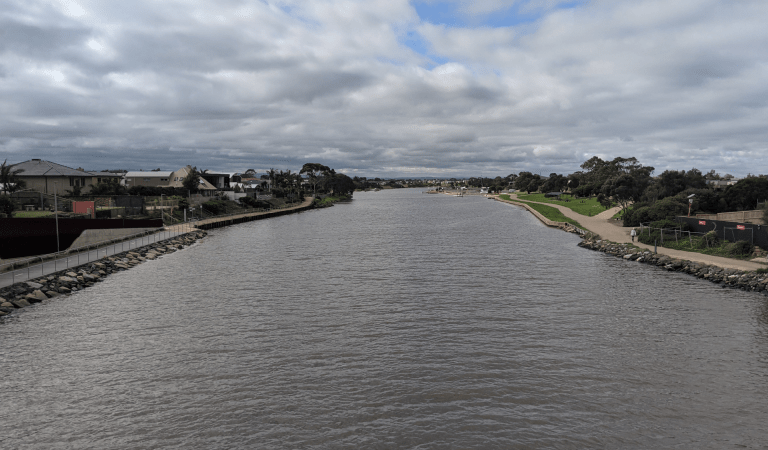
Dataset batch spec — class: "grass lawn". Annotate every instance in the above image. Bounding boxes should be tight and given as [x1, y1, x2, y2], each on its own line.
[499, 195, 585, 230]
[12, 210, 53, 218]
[514, 193, 608, 217]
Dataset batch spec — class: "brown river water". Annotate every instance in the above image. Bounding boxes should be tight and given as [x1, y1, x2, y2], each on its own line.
[2, 188, 768, 448]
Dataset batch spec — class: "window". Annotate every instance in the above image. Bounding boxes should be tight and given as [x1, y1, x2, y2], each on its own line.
[143, 178, 150, 182]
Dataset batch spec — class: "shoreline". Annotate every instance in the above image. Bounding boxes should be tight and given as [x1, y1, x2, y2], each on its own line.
[0, 197, 319, 320]
[0, 230, 207, 318]
[489, 194, 768, 294]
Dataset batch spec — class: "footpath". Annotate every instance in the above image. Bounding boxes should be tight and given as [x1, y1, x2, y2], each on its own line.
[494, 194, 767, 272]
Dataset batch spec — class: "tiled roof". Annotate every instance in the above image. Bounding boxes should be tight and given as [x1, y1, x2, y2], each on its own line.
[11, 159, 95, 177]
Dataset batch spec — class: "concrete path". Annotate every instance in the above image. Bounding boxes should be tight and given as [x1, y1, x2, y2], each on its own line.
[499, 194, 767, 271]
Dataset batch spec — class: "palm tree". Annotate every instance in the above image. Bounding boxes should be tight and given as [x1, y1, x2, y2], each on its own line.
[0, 159, 26, 194]
[267, 168, 278, 194]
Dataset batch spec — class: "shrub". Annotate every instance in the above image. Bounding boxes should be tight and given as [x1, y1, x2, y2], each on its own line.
[0, 194, 15, 215]
[704, 230, 719, 246]
[650, 219, 680, 230]
[727, 240, 752, 256]
[202, 200, 227, 215]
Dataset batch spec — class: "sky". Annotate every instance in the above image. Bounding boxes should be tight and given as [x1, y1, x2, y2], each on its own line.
[1, 0, 767, 177]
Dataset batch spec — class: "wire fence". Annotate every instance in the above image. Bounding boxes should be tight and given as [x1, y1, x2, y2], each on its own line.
[638, 222, 754, 249]
[0, 222, 201, 287]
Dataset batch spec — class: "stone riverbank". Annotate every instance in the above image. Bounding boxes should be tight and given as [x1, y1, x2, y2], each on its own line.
[0, 230, 207, 318]
[579, 237, 768, 294]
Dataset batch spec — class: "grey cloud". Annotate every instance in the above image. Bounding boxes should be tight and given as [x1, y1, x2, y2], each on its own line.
[1, 0, 767, 177]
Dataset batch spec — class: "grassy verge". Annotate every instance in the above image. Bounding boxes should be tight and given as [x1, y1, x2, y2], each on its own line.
[499, 195, 585, 230]
[514, 193, 608, 217]
[12, 211, 53, 218]
[314, 195, 351, 207]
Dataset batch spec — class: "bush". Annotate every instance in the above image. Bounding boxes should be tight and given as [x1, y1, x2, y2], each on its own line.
[704, 230, 719, 246]
[202, 200, 227, 215]
[0, 194, 15, 215]
[650, 219, 680, 230]
[238, 196, 270, 209]
[727, 240, 752, 256]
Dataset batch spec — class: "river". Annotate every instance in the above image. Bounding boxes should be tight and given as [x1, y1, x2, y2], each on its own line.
[2, 188, 768, 448]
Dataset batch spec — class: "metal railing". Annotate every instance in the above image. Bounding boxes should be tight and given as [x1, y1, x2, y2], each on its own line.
[0, 222, 200, 285]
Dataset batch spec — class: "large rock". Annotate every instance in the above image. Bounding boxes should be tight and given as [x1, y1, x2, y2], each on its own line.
[66, 272, 78, 277]
[12, 298, 31, 308]
[58, 276, 77, 283]
[26, 290, 48, 303]
[25, 281, 44, 289]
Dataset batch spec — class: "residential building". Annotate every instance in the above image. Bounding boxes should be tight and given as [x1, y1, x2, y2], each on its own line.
[201, 170, 230, 189]
[10, 159, 98, 194]
[169, 166, 217, 196]
[123, 171, 173, 188]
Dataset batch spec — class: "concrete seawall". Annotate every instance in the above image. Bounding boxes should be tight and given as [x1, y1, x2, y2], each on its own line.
[192, 199, 314, 230]
[492, 196, 585, 235]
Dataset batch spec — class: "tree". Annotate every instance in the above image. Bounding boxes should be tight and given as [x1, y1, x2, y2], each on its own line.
[0, 194, 15, 215]
[723, 177, 768, 211]
[267, 168, 278, 194]
[182, 166, 202, 194]
[90, 178, 126, 196]
[540, 173, 567, 193]
[599, 160, 655, 215]
[0, 159, 26, 194]
[300, 163, 331, 196]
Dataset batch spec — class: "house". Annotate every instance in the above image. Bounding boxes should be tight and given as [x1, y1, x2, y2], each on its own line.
[168, 166, 217, 196]
[201, 170, 230, 189]
[10, 159, 99, 194]
[122, 171, 173, 188]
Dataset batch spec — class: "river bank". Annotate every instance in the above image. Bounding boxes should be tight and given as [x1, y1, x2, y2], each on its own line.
[578, 237, 768, 294]
[0, 230, 207, 318]
[492, 193, 768, 273]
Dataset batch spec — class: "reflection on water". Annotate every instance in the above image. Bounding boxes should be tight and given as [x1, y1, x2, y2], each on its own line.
[2, 189, 768, 449]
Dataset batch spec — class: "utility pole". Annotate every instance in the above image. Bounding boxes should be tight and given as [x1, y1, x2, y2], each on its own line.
[54, 181, 60, 252]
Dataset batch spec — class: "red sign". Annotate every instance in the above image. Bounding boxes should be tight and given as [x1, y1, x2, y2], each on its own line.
[737, 224, 746, 230]
[698, 220, 706, 225]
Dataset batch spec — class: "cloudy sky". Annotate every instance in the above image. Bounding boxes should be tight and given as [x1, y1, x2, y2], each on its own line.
[1, 0, 767, 177]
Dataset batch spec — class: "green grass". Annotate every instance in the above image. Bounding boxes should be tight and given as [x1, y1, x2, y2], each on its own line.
[499, 195, 585, 230]
[637, 231, 754, 260]
[315, 195, 350, 207]
[513, 193, 608, 217]
[12, 210, 53, 218]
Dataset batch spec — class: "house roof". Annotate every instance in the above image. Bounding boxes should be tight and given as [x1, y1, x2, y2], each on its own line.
[11, 159, 95, 177]
[124, 171, 173, 178]
[168, 166, 217, 190]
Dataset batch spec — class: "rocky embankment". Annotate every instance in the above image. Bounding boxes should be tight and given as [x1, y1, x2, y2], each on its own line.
[0, 230, 207, 318]
[579, 237, 768, 294]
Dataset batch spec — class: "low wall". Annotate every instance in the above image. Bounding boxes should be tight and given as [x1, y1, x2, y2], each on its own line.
[68, 228, 160, 250]
[493, 197, 585, 234]
[193, 202, 314, 230]
[696, 210, 763, 224]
